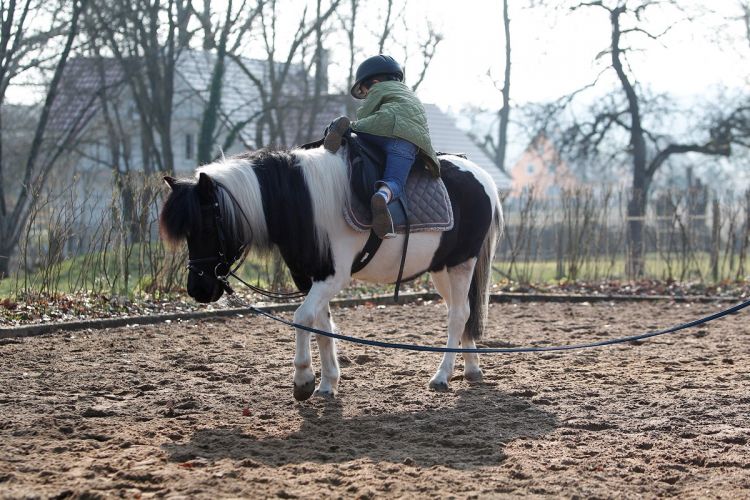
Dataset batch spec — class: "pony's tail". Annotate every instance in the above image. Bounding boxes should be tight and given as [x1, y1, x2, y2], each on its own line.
[466, 204, 503, 340]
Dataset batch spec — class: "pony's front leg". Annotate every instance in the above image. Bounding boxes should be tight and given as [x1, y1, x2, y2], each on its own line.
[314, 305, 339, 397]
[292, 312, 316, 400]
[292, 277, 346, 401]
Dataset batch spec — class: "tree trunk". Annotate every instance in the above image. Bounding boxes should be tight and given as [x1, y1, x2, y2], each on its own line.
[197, 3, 232, 165]
[608, 5, 649, 278]
[0, 218, 9, 278]
[496, 0, 511, 173]
[0, 252, 9, 279]
[626, 190, 647, 278]
[710, 197, 720, 283]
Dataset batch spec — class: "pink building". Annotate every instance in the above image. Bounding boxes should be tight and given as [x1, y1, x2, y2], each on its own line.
[509, 133, 578, 197]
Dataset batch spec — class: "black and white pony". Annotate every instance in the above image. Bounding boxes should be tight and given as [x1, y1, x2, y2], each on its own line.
[160, 146, 502, 401]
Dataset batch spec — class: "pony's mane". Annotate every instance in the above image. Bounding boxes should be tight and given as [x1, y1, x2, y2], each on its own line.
[161, 146, 349, 265]
[290, 147, 350, 252]
[159, 177, 202, 246]
[196, 153, 270, 249]
[207, 146, 349, 256]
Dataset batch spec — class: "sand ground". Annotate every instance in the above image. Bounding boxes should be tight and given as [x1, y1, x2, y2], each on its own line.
[1, 300, 749, 498]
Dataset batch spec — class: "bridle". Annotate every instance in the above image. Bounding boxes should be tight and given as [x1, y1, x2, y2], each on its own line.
[186, 187, 244, 295]
[186, 183, 306, 301]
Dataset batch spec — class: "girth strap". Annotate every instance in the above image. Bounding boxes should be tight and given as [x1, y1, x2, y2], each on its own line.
[393, 197, 411, 302]
[350, 231, 382, 274]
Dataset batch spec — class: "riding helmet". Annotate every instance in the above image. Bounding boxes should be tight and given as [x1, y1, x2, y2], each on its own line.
[350, 55, 404, 99]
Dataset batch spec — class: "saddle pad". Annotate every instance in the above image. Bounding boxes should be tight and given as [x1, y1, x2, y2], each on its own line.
[343, 158, 454, 234]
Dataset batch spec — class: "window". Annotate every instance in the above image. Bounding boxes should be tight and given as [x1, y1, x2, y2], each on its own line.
[185, 133, 193, 160]
[526, 163, 535, 174]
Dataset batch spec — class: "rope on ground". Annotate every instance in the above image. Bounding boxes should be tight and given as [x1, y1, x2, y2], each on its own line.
[245, 298, 750, 354]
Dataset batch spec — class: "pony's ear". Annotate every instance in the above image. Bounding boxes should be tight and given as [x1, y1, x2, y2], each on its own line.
[197, 172, 215, 201]
[163, 176, 177, 190]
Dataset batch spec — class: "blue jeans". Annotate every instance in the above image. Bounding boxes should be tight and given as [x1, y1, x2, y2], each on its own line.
[357, 133, 417, 200]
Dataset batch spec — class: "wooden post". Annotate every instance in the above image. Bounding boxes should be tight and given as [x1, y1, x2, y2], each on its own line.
[710, 197, 720, 283]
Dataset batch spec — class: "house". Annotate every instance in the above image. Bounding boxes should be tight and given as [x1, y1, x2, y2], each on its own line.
[50, 51, 303, 176]
[508, 133, 578, 197]
[51, 52, 510, 196]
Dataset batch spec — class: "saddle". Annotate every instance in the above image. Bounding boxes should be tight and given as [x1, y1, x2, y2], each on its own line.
[342, 133, 454, 234]
[300, 132, 457, 301]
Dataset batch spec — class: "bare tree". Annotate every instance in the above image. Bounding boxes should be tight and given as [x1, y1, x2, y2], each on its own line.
[483, 0, 512, 174]
[230, 0, 341, 147]
[538, 1, 736, 277]
[192, 0, 263, 164]
[0, 0, 88, 278]
[741, 0, 750, 48]
[340, 0, 359, 116]
[302, 0, 329, 142]
[376, 0, 395, 54]
[88, 0, 192, 175]
[335, 0, 444, 122]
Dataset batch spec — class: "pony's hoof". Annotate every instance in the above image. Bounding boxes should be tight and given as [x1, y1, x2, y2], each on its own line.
[428, 379, 450, 392]
[314, 388, 337, 399]
[464, 369, 484, 383]
[293, 379, 316, 401]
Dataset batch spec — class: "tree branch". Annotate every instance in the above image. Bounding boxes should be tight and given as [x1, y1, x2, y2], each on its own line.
[646, 141, 731, 179]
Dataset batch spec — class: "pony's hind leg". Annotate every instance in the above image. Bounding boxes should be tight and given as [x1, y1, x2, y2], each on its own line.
[428, 259, 476, 392]
[461, 327, 483, 382]
[435, 283, 482, 383]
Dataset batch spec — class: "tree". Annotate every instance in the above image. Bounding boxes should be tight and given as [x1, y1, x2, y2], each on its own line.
[337, 0, 442, 106]
[741, 0, 750, 48]
[230, 0, 341, 148]
[0, 0, 88, 278]
[539, 1, 737, 277]
[88, 0, 193, 175]
[484, 0, 512, 174]
[192, 0, 263, 164]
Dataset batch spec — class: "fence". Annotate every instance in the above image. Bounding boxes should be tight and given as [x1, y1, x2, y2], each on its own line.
[497, 187, 750, 284]
[4, 177, 750, 300]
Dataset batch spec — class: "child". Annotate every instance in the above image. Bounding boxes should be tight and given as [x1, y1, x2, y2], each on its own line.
[323, 55, 439, 239]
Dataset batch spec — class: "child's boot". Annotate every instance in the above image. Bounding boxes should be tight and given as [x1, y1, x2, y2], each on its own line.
[323, 116, 351, 153]
[371, 188, 396, 239]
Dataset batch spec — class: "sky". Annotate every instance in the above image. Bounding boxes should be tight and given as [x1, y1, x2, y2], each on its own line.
[345, 0, 750, 112]
[7, 0, 748, 184]
[365, 0, 750, 186]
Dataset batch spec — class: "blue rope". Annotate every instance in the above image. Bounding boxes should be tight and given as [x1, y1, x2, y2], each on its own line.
[247, 298, 750, 353]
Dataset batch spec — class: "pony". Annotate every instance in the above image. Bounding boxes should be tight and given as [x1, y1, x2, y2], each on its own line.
[160, 146, 502, 401]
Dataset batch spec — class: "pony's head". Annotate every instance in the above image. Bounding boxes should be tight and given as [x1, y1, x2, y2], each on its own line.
[160, 173, 248, 303]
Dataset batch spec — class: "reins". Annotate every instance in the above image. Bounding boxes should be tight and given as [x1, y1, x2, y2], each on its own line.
[189, 181, 307, 301]
[226, 272, 307, 301]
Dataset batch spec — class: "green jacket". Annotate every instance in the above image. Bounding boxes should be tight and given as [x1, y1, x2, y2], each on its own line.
[351, 81, 440, 176]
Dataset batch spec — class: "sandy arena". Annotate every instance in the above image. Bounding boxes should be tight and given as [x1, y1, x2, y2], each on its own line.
[1, 300, 749, 498]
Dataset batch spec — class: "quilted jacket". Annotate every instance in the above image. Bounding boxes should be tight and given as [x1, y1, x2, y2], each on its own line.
[351, 81, 440, 176]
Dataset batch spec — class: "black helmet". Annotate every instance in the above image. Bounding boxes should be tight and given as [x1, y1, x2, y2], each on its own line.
[350, 55, 404, 99]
